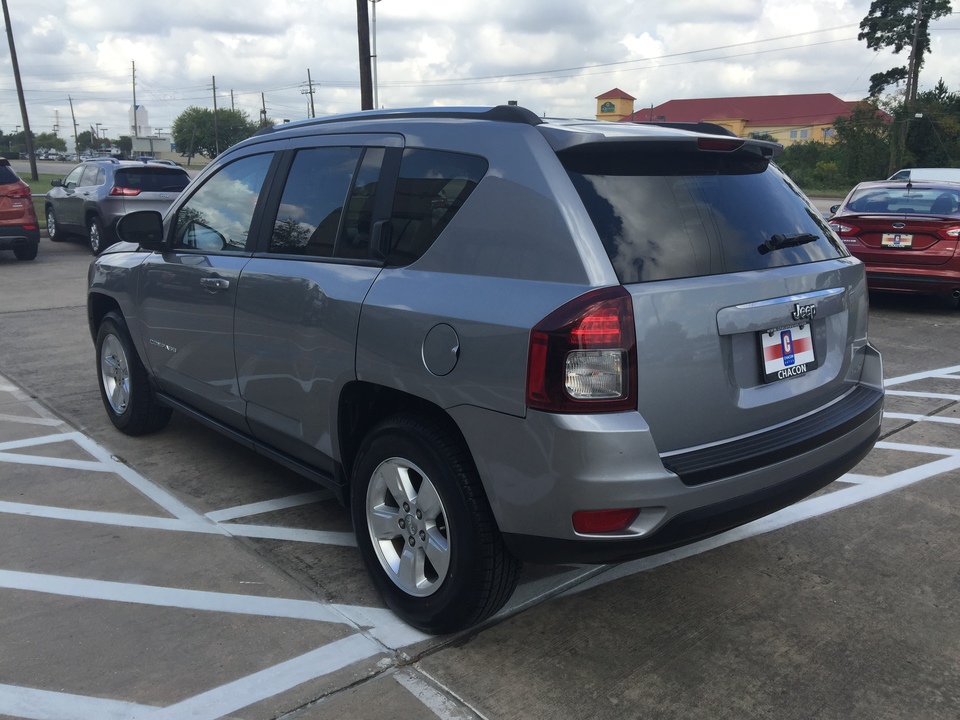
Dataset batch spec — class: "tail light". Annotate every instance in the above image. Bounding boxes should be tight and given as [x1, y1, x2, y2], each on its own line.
[109, 186, 142, 197]
[697, 138, 744, 152]
[936, 225, 960, 241]
[829, 220, 860, 238]
[526, 286, 637, 413]
[8, 184, 32, 199]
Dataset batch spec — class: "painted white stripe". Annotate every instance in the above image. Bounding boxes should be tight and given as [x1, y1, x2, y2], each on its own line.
[0, 569, 348, 624]
[886, 390, 960, 401]
[0, 500, 223, 534]
[0, 432, 82, 452]
[205, 490, 333, 522]
[222, 523, 356, 546]
[874, 440, 960, 456]
[884, 363, 960, 386]
[152, 634, 383, 719]
[884, 412, 960, 426]
[0, 451, 112, 472]
[329, 604, 430, 648]
[0, 684, 159, 720]
[835, 473, 873, 484]
[567, 451, 960, 595]
[0, 413, 64, 426]
[395, 669, 479, 720]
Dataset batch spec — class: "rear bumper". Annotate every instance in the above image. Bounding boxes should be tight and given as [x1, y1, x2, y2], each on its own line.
[866, 267, 960, 295]
[0, 226, 41, 250]
[452, 343, 883, 565]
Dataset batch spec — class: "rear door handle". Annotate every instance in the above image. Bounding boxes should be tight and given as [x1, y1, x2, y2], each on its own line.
[199, 277, 230, 291]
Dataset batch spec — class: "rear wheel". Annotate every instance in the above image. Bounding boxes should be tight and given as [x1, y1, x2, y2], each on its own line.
[88, 216, 107, 255]
[96, 311, 171, 435]
[351, 415, 521, 634]
[13, 244, 38, 261]
[46, 207, 64, 242]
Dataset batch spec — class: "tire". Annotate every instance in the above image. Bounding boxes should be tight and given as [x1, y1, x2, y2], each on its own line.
[88, 216, 108, 255]
[351, 414, 522, 634]
[14, 244, 38, 261]
[95, 311, 172, 435]
[46, 207, 64, 242]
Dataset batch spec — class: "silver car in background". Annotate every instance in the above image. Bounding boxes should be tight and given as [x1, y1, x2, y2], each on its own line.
[87, 106, 883, 633]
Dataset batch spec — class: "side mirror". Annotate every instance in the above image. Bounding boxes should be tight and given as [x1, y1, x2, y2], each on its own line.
[117, 211, 165, 251]
[829, 204, 841, 215]
[50, 178, 63, 188]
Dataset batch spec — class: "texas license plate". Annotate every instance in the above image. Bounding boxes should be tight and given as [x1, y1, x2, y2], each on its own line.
[881, 233, 913, 248]
[760, 323, 817, 383]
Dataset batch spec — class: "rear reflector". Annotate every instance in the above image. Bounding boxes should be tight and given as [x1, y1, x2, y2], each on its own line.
[573, 508, 640, 534]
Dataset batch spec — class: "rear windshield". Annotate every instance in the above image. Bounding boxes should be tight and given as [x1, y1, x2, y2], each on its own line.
[844, 186, 960, 215]
[114, 167, 190, 193]
[0, 165, 18, 184]
[562, 147, 846, 284]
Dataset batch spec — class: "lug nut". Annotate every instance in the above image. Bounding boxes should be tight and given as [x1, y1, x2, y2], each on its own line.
[403, 502, 410, 512]
[398, 518, 406, 529]
[416, 509, 422, 520]
[408, 536, 416, 547]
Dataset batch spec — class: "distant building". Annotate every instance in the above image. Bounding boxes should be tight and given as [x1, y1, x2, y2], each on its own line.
[596, 91, 874, 146]
[595, 88, 637, 122]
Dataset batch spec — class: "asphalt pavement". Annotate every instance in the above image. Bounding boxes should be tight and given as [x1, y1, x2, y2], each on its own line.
[0, 236, 958, 719]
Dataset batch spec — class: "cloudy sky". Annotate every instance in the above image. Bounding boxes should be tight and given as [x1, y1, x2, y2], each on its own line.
[2, 0, 959, 149]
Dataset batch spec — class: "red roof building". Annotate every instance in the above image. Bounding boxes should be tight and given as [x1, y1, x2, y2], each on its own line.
[604, 92, 865, 145]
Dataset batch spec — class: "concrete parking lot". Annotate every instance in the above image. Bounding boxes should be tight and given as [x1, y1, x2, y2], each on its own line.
[1, 237, 958, 719]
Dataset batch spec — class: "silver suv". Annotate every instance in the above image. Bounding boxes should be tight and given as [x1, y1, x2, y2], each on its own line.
[87, 106, 883, 633]
[46, 158, 190, 254]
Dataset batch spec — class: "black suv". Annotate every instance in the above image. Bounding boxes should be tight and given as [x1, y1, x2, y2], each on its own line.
[45, 158, 190, 254]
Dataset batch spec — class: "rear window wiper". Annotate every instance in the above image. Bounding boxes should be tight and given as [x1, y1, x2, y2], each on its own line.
[758, 232, 819, 255]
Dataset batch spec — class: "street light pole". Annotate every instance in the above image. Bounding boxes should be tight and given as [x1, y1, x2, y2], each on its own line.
[370, 0, 382, 109]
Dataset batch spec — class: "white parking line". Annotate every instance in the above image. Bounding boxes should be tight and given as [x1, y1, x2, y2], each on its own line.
[1, 364, 958, 719]
[205, 490, 334, 522]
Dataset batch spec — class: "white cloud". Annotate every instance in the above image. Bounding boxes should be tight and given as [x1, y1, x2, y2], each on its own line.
[2, 0, 959, 146]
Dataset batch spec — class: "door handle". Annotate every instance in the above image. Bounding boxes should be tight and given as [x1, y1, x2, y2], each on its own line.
[199, 277, 230, 291]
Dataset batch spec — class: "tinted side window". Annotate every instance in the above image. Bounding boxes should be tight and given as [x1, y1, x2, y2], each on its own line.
[386, 149, 487, 266]
[563, 148, 846, 284]
[0, 165, 17, 184]
[115, 168, 190, 192]
[173, 153, 272, 253]
[269, 147, 363, 257]
[63, 166, 84, 188]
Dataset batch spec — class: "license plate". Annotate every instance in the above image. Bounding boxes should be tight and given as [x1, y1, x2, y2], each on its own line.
[760, 323, 817, 383]
[881, 232, 913, 248]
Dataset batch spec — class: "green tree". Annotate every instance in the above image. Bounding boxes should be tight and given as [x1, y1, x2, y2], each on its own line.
[833, 102, 891, 181]
[117, 135, 133, 157]
[903, 79, 960, 167]
[76, 130, 94, 153]
[33, 132, 66, 152]
[858, 0, 953, 97]
[171, 106, 259, 159]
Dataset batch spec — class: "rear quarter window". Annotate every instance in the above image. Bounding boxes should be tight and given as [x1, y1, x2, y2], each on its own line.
[0, 165, 18, 184]
[385, 149, 487, 266]
[115, 168, 190, 192]
[562, 147, 846, 284]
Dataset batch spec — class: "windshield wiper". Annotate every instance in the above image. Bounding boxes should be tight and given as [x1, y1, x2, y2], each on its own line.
[758, 232, 819, 255]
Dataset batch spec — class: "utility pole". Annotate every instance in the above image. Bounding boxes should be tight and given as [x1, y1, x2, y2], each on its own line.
[2, 0, 37, 179]
[131, 60, 138, 137]
[68, 96, 78, 154]
[356, 0, 373, 110]
[230, 89, 235, 111]
[260, 92, 268, 128]
[211, 75, 220, 157]
[301, 69, 317, 118]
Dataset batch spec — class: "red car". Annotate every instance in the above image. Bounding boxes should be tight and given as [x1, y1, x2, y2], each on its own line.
[0, 158, 40, 261]
[829, 179, 960, 301]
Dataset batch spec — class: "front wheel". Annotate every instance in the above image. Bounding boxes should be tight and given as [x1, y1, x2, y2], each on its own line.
[96, 312, 171, 435]
[351, 415, 521, 634]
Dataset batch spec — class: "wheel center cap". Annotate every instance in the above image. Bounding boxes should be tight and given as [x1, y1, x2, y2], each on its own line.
[405, 514, 417, 535]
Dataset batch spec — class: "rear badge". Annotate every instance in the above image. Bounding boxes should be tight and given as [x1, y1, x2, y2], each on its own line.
[760, 323, 817, 383]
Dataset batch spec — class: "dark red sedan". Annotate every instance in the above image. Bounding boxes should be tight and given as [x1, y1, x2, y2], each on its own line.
[829, 180, 960, 301]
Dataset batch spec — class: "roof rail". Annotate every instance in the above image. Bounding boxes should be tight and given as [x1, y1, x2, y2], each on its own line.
[253, 105, 542, 137]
